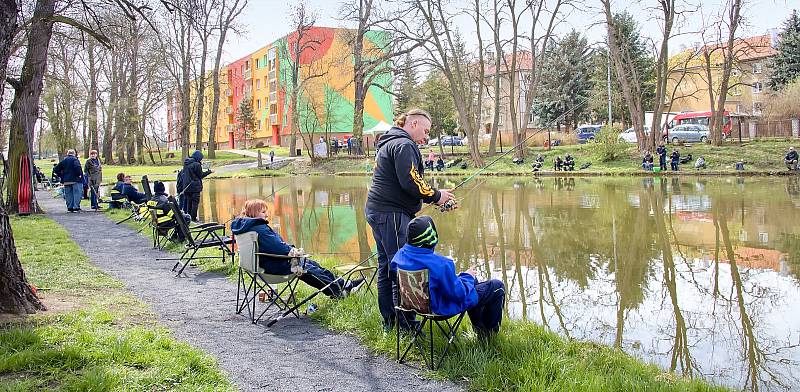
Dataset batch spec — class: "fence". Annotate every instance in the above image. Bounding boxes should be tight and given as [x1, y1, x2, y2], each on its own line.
[738, 118, 800, 140]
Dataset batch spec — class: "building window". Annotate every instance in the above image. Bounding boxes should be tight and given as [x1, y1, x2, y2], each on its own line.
[256, 79, 260, 89]
[752, 62, 762, 74]
[752, 81, 762, 94]
[759, 232, 768, 244]
[730, 86, 742, 96]
[753, 102, 763, 115]
[257, 99, 261, 109]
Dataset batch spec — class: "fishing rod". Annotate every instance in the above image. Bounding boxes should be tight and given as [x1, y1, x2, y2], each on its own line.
[268, 101, 590, 326]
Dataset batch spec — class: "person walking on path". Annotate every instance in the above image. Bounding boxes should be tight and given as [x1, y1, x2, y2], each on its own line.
[53, 149, 84, 212]
[180, 150, 212, 221]
[656, 142, 668, 171]
[365, 108, 454, 331]
[84, 150, 102, 210]
[269, 149, 275, 165]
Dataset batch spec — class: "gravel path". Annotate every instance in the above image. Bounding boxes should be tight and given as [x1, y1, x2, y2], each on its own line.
[39, 192, 461, 392]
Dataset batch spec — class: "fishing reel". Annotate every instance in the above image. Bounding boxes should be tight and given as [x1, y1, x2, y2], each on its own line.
[439, 198, 459, 212]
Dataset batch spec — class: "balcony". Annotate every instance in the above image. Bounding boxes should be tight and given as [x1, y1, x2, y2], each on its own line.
[226, 106, 233, 114]
[244, 69, 252, 80]
[225, 88, 232, 97]
[269, 91, 277, 103]
[226, 124, 234, 132]
[270, 114, 278, 124]
[268, 69, 276, 80]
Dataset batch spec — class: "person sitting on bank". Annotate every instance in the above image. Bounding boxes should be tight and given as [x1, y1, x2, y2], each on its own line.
[115, 173, 148, 204]
[391, 215, 505, 339]
[426, 150, 435, 171]
[670, 149, 680, 171]
[531, 154, 545, 172]
[564, 154, 575, 171]
[642, 151, 654, 170]
[436, 157, 445, 171]
[695, 156, 707, 170]
[231, 199, 364, 298]
[785, 147, 798, 170]
[554, 156, 563, 171]
[147, 181, 189, 241]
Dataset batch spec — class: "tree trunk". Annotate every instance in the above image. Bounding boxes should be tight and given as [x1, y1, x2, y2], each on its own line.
[7, 0, 55, 214]
[487, 0, 502, 156]
[180, 23, 192, 159]
[194, 38, 209, 152]
[102, 57, 118, 164]
[87, 36, 99, 152]
[0, 205, 46, 314]
[207, 29, 228, 159]
[0, 0, 17, 115]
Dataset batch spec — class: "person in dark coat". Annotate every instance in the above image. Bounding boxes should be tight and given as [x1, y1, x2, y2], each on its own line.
[175, 169, 186, 212]
[554, 156, 563, 171]
[84, 150, 102, 210]
[180, 150, 212, 221]
[642, 151, 654, 170]
[564, 155, 575, 171]
[365, 108, 454, 331]
[230, 199, 363, 298]
[147, 181, 188, 241]
[670, 149, 680, 171]
[120, 174, 148, 204]
[53, 149, 84, 212]
[657, 142, 668, 171]
[785, 147, 798, 170]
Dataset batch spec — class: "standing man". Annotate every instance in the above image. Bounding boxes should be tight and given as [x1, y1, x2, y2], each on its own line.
[180, 150, 212, 221]
[656, 142, 668, 171]
[269, 149, 275, 165]
[84, 150, 102, 210]
[365, 108, 454, 331]
[53, 149, 84, 213]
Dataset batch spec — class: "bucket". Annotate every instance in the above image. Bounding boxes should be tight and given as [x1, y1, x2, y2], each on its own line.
[652, 167, 661, 173]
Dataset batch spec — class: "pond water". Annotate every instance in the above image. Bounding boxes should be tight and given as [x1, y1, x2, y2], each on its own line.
[165, 175, 800, 391]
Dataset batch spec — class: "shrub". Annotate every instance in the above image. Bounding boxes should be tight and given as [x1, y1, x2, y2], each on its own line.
[592, 126, 627, 162]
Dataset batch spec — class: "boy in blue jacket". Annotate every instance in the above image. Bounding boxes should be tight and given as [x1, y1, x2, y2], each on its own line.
[230, 199, 363, 298]
[391, 215, 505, 338]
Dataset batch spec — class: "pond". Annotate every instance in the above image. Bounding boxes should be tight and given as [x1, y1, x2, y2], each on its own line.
[168, 175, 800, 391]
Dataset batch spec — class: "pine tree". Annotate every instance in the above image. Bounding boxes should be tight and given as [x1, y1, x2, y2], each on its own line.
[533, 30, 594, 130]
[236, 99, 256, 149]
[395, 53, 418, 114]
[769, 10, 800, 91]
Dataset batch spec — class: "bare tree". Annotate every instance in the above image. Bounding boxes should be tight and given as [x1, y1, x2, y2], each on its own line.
[206, 0, 247, 158]
[284, 1, 319, 157]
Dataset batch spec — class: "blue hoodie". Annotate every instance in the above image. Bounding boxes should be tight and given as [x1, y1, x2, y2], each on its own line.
[230, 217, 293, 275]
[390, 244, 478, 317]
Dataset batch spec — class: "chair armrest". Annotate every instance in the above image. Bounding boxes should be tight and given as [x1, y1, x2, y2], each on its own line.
[255, 252, 309, 259]
[190, 224, 225, 232]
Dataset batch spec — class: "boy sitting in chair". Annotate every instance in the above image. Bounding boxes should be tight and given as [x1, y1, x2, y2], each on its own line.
[230, 199, 363, 298]
[390, 215, 505, 338]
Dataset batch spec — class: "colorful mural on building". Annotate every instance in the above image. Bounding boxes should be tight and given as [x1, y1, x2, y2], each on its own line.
[174, 27, 393, 150]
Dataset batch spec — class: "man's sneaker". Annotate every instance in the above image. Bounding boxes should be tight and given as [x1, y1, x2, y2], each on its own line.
[343, 278, 365, 294]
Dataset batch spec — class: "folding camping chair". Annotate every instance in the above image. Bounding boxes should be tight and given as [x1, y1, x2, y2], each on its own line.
[141, 175, 153, 199]
[335, 261, 377, 296]
[146, 201, 178, 250]
[159, 196, 235, 276]
[395, 268, 467, 370]
[235, 231, 304, 324]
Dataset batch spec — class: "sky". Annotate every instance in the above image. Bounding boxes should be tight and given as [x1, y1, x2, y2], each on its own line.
[223, 0, 798, 64]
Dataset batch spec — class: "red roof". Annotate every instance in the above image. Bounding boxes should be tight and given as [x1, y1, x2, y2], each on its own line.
[699, 34, 777, 62]
[485, 51, 533, 76]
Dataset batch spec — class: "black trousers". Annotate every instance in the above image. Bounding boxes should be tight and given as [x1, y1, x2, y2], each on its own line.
[185, 192, 201, 221]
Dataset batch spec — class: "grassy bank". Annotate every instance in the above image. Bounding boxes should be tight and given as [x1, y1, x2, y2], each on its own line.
[0, 215, 232, 391]
[109, 209, 729, 391]
[295, 140, 800, 177]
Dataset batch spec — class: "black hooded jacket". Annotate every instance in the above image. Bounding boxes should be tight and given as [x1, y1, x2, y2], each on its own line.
[366, 127, 441, 217]
[179, 151, 212, 194]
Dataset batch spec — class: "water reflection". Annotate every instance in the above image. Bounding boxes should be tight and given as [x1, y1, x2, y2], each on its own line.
[186, 175, 799, 391]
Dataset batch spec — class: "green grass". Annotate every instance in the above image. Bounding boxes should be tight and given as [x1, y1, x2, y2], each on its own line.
[110, 210, 730, 392]
[1, 216, 233, 391]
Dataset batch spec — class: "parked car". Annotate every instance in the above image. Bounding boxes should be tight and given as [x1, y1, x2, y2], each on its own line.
[429, 136, 463, 146]
[619, 126, 652, 143]
[575, 125, 602, 142]
[668, 124, 709, 143]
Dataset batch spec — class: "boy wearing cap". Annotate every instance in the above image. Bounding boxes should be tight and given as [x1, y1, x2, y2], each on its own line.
[390, 215, 505, 338]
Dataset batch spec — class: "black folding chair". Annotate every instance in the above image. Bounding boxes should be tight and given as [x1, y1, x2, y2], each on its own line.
[158, 196, 235, 276]
[395, 268, 467, 370]
[235, 231, 304, 324]
[141, 175, 153, 199]
[146, 201, 179, 250]
[335, 262, 377, 296]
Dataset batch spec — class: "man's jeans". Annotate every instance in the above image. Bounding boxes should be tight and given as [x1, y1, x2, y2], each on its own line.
[469, 279, 506, 336]
[63, 183, 82, 210]
[365, 208, 414, 328]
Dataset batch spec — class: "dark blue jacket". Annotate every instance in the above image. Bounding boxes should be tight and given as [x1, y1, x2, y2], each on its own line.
[656, 146, 667, 158]
[53, 155, 83, 184]
[230, 217, 293, 275]
[180, 151, 212, 194]
[671, 151, 680, 163]
[366, 127, 441, 217]
[390, 244, 478, 317]
[121, 183, 147, 204]
[786, 150, 799, 161]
